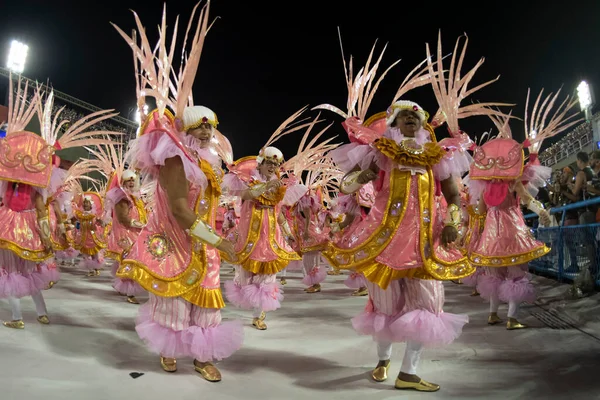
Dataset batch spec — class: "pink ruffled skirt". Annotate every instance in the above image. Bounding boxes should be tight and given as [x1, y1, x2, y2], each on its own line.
[136, 294, 244, 361]
[0, 250, 59, 298]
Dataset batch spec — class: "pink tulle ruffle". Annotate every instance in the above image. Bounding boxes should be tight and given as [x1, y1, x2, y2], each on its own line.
[30, 262, 60, 291]
[80, 257, 102, 271]
[344, 272, 367, 289]
[285, 259, 303, 271]
[221, 173, 248, 195]
[0, 262, 59, 299]
[129, 131, 207, 190]
[522, 164, 552, 197]
[113, 277, 145, 296]
[464, 176, 487, 205]
[240, 281, 283, 312]
[498, 278, 536, 304]
[476, 274, 504, 301]
[223, 281, 253, 309]
[136, 303, 191, 358]
[351, 310, 406, 343]
[283, 183, 309, 207]
[301, 266, 327, 286]
[461, 268, 482, 287]
[183, 320, 244, 362]
[432, 150, 473, 181]
[390, 310, 468, 346]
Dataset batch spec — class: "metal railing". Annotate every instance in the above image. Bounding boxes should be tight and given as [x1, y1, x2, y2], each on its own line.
[539, 122, 594, 167]
[524, 196, 600, 287]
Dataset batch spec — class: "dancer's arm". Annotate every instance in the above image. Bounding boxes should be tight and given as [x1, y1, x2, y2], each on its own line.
[301, 207, 311, 240]
[160, 156, 236, 260]
[440, 177, 461, 247]
[340, 163, 378, 194]
[34, 192, 52, 251]
[115, 199, 143, 228]
[241, 179, 282, 201]
[515, 181, 551, 226]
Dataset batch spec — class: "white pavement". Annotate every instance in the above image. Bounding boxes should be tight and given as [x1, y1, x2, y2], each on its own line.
[1, 263, 599, 400]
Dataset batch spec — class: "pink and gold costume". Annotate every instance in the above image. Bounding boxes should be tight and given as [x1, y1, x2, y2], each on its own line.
[72, 192, 106, 274]
[104, 170, 147, 301]
[117, 108, 243, 365]
[465, 90, 578, 327]
[223, 163, 303, 317]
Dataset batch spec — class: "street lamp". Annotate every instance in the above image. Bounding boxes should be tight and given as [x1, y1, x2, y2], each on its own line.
[134, 104, 149, 125]
[577, 81, 594, 121]
[6, 40, 28, 74]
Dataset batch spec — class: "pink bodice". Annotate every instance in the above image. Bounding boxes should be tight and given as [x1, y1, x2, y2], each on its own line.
[106, 194, 145, 259]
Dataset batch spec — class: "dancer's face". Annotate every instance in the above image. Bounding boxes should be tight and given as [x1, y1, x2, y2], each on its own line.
[123, 179, 135, 190]
[187, 123, 214, 149]
[393, 109, 422, 137]
[83, 200, 92, 211]
[259, 160, 278, 179]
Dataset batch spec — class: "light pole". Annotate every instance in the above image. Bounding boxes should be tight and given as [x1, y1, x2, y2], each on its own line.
[6, 40, 28, 74]
[5, 40, 28, 106]
[577, 81, 594, 122]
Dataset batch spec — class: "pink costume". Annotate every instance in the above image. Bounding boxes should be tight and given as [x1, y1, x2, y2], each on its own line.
[293, 190, 330, 291]
[116, 108, 243, 365]
[0, 81, 116, 328]
[465, 89, 577, 326]
[223, 162, 304, 321]
[51, 189, 79, 265]
[72, 192, 106, 274]
[104, 171, 147, 300]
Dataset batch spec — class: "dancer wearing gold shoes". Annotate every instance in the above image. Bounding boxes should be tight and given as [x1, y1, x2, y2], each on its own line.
[223, 112, 333, 329]
[318, 34, 512, 391]
[0, 80, 117, 329]
[466, 89, 579, 330]
[113, 3, 243, 381]
[72, 191, 107, 276]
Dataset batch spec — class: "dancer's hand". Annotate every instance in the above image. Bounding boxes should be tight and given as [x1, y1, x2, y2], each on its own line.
[41, 237, 53, 252]
[538, 209, 552, 227]
[266, 180, 282, 192]
[217, 239, 237, 262]
[441, 225, 458, 248]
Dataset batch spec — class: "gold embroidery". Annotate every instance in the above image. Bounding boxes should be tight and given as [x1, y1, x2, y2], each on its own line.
[470, 245, 550, 267]
[373, 137, 445, 167]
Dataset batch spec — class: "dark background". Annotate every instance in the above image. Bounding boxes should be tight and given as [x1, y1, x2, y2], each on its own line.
[2, 0, 599, 158]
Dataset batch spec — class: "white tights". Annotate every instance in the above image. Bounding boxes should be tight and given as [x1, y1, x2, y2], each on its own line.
[489, 293, 520, 318]
[8, 291, 48, 320]
[377, 340, 423, 375]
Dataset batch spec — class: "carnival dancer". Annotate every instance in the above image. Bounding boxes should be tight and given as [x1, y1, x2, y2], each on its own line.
[72, 191, 107, 276]
[0, 80, 117, 328]
[292, 167, 342, 293]
[223, 111, 333, 329]
[89, 144, 147, 304]
[318, 34, 510, 391]
[113, 3, 243, 381]
[466, 89, 580, 329]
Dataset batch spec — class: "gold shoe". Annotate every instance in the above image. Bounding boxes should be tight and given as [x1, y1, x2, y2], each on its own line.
[306, 284, 321, 293]
[352, 287, 368, 296]
[3, 320, 24, 329]
[95, 269, 101, 276]
[327, 269, 341, 276]
[507, 318, 527, 330]
[488, 314, 503, 325]
[470, 290, 480, 297]
[252, 317, 267, 330]
[46, 281, 56, 289]
[127, 296, 140, 304]
[86, 270, 96, 277]
[194, 360, 221, 382]
[160, 356, 177, 372]
[395, 377, 440, 392]
[371, 360, 390, 382]
[280, 278, 287, 286]
[37, 315, 50, 325]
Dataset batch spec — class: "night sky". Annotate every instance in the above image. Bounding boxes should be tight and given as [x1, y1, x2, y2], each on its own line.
[2, 0, 599, 159]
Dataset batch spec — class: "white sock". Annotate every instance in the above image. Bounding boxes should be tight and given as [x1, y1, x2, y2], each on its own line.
[281, 268, 287, 278]
[8, 297, 22, 321]
[31, 291, 48, 317]
[507, 301, 519, 319]
[490, 294, 500, 313]
[377, 341, 392, 360]
[252, 308, 263, 319]
[400, 341, 423, 375]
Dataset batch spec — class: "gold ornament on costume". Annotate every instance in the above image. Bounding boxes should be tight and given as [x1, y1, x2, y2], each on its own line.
[250, 181, 286, 207]
[373, 137, 445, 168]
[146, 233, 171, 260]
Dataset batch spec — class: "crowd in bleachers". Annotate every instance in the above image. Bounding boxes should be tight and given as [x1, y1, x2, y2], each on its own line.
[539, 118, 596, 166]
